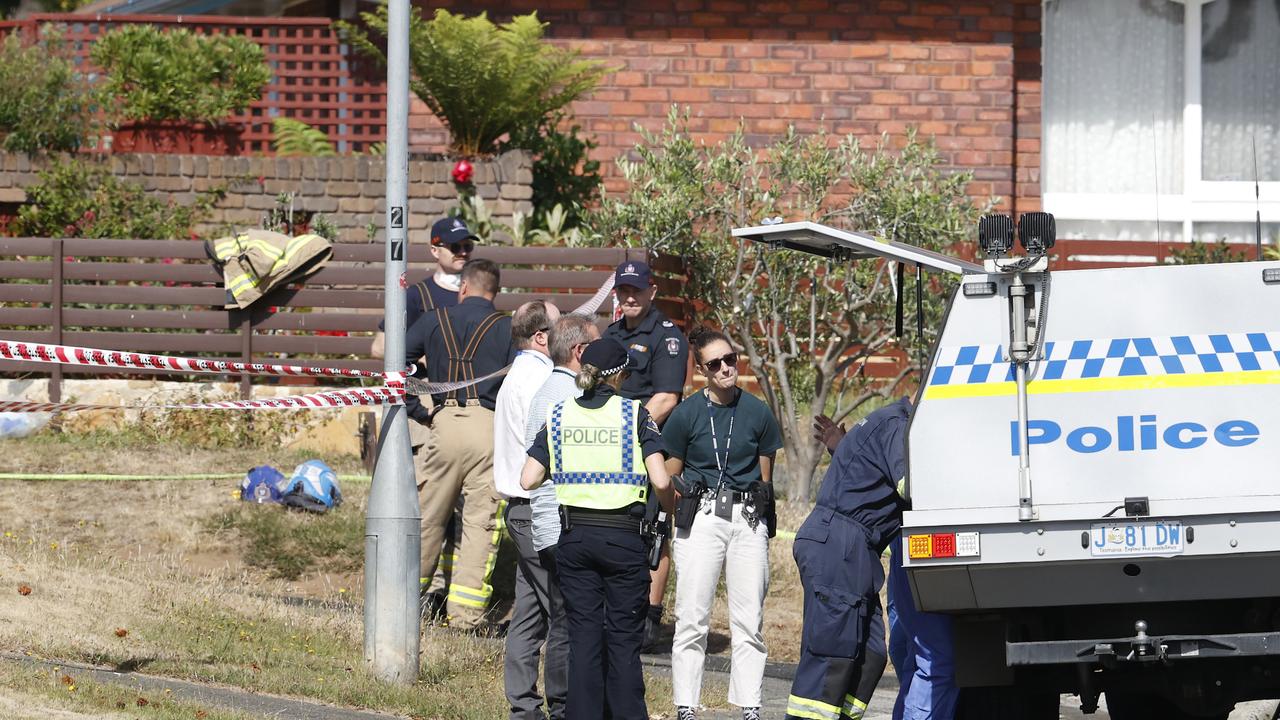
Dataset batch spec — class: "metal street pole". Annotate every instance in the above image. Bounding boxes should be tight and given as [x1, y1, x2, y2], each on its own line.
[364, 0, 419, 683]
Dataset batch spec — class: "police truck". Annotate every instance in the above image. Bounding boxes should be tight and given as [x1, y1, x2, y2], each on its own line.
[734, 216, 1280, 720]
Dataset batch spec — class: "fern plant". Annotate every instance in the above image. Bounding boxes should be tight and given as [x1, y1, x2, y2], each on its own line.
[339, 8, 610, 156]
[273, 118, 337, 157]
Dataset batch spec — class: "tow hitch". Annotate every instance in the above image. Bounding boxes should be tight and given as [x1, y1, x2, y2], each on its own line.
[1006, 620, 1272, 667]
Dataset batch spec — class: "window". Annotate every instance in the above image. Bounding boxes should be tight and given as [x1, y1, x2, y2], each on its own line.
[1043, 0, 1280, 247]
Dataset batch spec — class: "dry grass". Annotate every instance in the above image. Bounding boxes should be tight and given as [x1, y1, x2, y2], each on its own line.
[0, 659, 255, 720]
[0, 428, 366, 478]
[0, 432, 683, 718]
[0, 535, 517, 719]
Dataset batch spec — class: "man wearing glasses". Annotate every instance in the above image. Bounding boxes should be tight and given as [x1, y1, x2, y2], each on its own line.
[371, 216, 477, 359]
[372, 215, 480, 621]
[493, 301, 574, 720]
[603, 260, 690, 652]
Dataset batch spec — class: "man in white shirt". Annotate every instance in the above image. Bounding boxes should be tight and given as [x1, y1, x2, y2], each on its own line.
[494, 299, 562, 720]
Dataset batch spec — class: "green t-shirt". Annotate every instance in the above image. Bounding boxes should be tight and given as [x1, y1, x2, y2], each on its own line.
[662, 388, 783, 492]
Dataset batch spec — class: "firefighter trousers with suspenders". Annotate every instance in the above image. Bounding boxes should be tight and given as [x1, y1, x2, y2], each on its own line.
[418, 308, 507, 629]
[412, 283, 459, 602]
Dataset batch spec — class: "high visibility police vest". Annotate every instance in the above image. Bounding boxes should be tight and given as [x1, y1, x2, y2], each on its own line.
[547, 394, 649, 510]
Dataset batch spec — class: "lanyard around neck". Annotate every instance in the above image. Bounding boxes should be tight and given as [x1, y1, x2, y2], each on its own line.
[705, 387, 738, 489]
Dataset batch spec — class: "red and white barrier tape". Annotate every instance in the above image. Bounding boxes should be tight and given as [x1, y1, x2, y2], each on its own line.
[0, 340, 383, 379]
[0, 273, 619, 413]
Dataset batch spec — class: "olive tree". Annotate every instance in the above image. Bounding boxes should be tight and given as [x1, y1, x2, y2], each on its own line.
[591, 108, 994, 502]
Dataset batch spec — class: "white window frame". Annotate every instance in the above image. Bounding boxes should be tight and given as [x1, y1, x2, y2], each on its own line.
[1042, 0, 1280, 242]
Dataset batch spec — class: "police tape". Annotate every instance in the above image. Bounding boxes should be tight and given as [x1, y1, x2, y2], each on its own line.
[0, 340, 384, 379]
[0, 272, 619, 413]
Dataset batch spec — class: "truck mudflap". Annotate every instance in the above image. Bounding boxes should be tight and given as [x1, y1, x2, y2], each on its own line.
[1007, 621, 1280, 666]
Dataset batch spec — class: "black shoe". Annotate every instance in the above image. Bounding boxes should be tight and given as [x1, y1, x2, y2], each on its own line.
[419, 591, 446, 624]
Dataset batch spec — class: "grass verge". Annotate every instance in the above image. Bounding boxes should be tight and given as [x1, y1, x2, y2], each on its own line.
[0, 659, 256, 720]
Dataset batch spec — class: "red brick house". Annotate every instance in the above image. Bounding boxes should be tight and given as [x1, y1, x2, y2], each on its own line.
[43, 0, 1280, 256]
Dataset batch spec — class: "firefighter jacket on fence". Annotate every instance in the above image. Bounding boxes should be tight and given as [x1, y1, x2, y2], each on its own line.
[547, 393, 650, 511]
[207, 228, 333, 310]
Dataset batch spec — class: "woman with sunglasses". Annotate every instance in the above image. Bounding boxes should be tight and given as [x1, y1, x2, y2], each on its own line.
[663, 327, 783, 720]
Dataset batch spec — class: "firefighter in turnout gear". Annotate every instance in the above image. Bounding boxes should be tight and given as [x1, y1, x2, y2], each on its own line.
[520, 338, 676, 720]
[405, 258, 515, 632]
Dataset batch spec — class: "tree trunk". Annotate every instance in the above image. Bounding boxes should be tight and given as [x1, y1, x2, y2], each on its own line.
[782, 428, 825, 504]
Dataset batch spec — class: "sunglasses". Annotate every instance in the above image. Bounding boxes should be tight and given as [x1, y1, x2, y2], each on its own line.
[442, 239, 475, 255]
[701, 352, 738, 373]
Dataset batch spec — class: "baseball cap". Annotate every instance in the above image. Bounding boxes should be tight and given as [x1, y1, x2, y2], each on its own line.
[431, 217, 479, 247]
[613, 261, 652, 289]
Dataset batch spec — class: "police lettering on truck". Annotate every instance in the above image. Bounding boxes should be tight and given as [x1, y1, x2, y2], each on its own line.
[1010, 416, 1259, 454]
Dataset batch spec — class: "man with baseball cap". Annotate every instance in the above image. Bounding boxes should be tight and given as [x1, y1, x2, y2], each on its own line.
[371, 215, 480, 620]
[604, 260, 689, 652]
[371, 216, 478, 359]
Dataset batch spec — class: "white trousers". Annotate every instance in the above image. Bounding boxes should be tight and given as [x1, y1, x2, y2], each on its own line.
[671, 499, 769, 709]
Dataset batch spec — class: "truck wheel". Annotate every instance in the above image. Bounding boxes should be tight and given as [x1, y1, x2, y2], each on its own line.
[1105, 691, 1230, 720]
[955, 686, 1059, 720]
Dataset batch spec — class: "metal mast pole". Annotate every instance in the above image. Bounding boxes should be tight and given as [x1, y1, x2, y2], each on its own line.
[363, 0, 420, 683]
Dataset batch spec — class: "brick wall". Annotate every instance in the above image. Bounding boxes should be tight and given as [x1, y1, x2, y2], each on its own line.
[0, 151, 533, 242]
[408, 0, 1042, 215]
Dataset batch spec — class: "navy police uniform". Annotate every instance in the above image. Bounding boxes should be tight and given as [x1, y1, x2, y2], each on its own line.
[787, 397, 911, 720]
[604, 304, 688, 406]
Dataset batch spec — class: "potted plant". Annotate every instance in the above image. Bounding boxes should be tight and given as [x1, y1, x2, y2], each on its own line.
[91, 25, 272, 155]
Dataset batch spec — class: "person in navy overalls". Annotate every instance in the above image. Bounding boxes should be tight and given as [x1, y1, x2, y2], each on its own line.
[786, 398, 911, 720]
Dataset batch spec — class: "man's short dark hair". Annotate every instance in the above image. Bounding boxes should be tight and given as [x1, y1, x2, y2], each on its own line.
[549, 314, 597, 366]
[461, 258, 500, 295]
[512, 300, 553, 348]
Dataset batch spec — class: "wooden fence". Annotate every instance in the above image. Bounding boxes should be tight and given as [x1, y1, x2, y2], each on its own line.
[0, 238, 649, 401]
[0, 14, 386, 154]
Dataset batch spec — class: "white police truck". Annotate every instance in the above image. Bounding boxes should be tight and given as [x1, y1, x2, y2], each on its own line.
[734, 216, 1280, 719]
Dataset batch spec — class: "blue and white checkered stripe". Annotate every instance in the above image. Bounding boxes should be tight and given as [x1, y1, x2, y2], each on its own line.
[553, 471, 648, 486]
[620, 397, 635, 472]
[929, 332, 1280, 386]
[549, 400, 565, 473]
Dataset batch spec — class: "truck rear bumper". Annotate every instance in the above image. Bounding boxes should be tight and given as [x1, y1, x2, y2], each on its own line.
[904, 512, 1280, 611]
[1008, 630, 1280, 666]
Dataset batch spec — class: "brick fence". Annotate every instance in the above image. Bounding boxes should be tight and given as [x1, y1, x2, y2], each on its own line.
[0, 151, 533, 242]
[408, 0, 1042, 215]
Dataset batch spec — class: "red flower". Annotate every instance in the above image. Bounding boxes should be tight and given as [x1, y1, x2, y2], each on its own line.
[451, 159, 474, 185]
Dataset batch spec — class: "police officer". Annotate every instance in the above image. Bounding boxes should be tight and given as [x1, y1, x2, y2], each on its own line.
[406, 258, 514, 632]
[786, 398, 912, 720]
[519, 338, 676, 720]
[604, 260, 688, 648]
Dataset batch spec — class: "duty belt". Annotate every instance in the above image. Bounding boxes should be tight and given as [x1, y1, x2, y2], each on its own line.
[562, 506, 644, 532]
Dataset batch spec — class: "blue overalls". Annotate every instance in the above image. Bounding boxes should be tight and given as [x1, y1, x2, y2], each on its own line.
[888, 533, 957, 720]
[786, 398, 911, 720]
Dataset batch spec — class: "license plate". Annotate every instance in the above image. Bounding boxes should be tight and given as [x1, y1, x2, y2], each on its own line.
[1089, 520, 1184, 557]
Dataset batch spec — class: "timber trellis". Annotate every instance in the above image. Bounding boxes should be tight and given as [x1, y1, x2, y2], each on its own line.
[0, 238, 649, 401]
[0, 14, 387, 154]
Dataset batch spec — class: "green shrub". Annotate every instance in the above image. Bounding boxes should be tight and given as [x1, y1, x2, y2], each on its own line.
[503, 110, 602, 231]
[0, 27, 95, 153]
[340, 8, 610, 156]
[11, 157, 226, 239]
[90, 25, 272, 124]
[1170, 238, 1249, 264]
